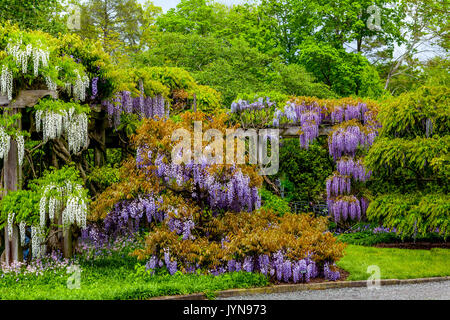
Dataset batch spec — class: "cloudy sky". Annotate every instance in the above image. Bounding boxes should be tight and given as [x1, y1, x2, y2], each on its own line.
[148, 0, 249, 12]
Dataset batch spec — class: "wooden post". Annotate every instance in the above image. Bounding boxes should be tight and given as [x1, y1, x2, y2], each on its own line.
[3, 107, 22, 263]
[1, 90, 58, 263]
[193, 93, 197, 112]
[93, 111, 107, 167]
[63, 226, 73, 258]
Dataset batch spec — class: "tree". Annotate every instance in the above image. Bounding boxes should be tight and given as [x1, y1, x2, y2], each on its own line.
[259, 0, 404, 63]
[365, 85, 450, 238]
[77, 0, 153, 54]
[134, 33, 334, 105]
[382, 0, 449, 91]
[298, 42, 385, 97]
[0, 0, 68, 36]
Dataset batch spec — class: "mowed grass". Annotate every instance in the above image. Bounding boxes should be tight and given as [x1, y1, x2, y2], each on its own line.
[337, 245, 450, 281]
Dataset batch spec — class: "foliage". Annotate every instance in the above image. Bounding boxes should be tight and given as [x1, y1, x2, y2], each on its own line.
[376, 85, 449, 139]
[276, 137, 334, 203]
[259, 189, 291, 216]
[367, 193, 449, 239]
[298, 42, 385, 98]
[0, 189, 41, 228]
[77, 0, 146, 54]
[134, 32, 334, 106]
[365, 85, 449, 238]
[0, 0, 68, 36]
[0, 24, 90, 101]
[86, 165, 120, 194]
[337, 228, 445, 246]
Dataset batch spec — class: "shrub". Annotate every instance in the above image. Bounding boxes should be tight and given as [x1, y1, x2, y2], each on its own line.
[260, 189, 291, 216]
[90, 112, 345, 283]
[365, 85, 450, 238]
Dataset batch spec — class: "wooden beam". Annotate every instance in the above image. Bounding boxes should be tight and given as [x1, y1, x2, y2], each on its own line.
[3, 108, 22, 264]
[279, 125, 334, 138]
[0, 95, 9, 106]
[1, 90, 58, 109]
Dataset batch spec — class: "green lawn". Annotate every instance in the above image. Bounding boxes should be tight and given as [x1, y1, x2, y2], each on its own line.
[0, 266, 268, 300]
[337, 245, 450, 281]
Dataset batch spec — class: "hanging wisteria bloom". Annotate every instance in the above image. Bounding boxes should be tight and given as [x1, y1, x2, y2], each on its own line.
[0, 65, 13, 100]
[6, 38, 50, 77]
[336, 158, 372, 182]
[0, 127, 11, 159]
[230, 97, 275, 113]
[16, 134, 24, 166]
[31, 225, 46, 259]
[328, 196, 362, 222]
[39, 182, 88, 230]
[136, 149, 261, 213]
[7, 212, 15, 238]
[19, 221, 27, 246]
[326, 173, 351, 198]
[73, 71, 90, 102]
[35, 107, 89, 153]
[328, 125, 378, 160]
[103, 92, 168, 127]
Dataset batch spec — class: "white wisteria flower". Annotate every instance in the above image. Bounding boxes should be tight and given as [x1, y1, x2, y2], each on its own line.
[0, 127, 11, 159]
[35, 107, 89, 153]
[19, 221, 26, 246]
[0, 65, 13, 100]
[16, 134, 24, 166]
[7, 212, 15, 238]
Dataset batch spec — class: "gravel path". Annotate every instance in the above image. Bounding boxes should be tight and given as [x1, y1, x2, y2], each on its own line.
[219, 280, 450, 300]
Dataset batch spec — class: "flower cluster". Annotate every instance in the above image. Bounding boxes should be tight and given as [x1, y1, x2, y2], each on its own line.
[39, 181, 88, 237]
[6, 39, 49, 77]
[145, 250, 340, 283]
[0, 65, 13, 100]
[102, 91, 168, 127]
[31, 225, 46, 259]
[0, 127, 11, 160]
[324, 262, 341, 281]
[137, 149, 261, 213]
[230, 97, 275, 113]
[35, 107, 89, 153]
[77, 231, 141, 262]
[327, 196, 364, 222]
[0, 251, 71, 279]
[326, 174, 351, 198]
[328, 125, 377, 161]
[102, 195, 165, 237]
[336, 158, 372, 182]
[91, 77, 98, 98]
[167, 216, 196, 241]
[273, 102, 323, 149]
[331, 103, 369, 124]
[7, 212, 15, 238]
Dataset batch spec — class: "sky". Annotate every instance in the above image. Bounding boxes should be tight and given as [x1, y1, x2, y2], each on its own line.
[148, 0, 248, 12]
